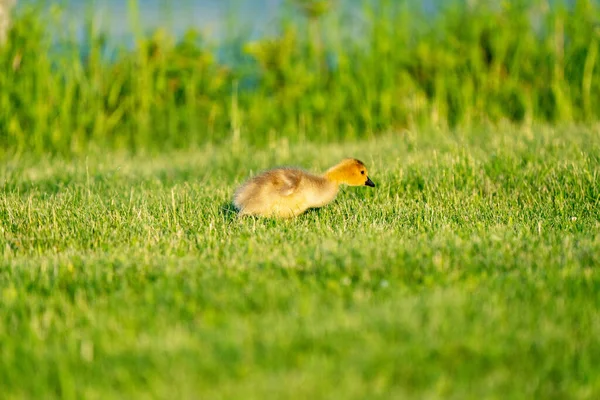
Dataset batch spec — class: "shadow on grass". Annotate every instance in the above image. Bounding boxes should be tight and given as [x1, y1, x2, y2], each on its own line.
[219, 202, 327, 223]
[219, 201, 239, 222]
[301, 208, 324, 218]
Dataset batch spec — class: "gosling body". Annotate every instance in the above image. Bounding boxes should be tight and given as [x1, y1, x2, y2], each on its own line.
[233, 158, 374, 218]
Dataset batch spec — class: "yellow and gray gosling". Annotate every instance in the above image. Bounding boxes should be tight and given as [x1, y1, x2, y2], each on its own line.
[233, 158, 375, 218]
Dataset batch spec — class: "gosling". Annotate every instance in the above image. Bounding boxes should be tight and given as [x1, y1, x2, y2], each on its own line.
[233, 158, 375, 218]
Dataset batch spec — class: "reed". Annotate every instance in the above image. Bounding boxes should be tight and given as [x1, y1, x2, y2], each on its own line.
[0, 0, 599, 157]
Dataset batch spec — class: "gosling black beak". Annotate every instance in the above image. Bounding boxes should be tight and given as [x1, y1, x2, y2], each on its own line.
[365, 177, 375, 187]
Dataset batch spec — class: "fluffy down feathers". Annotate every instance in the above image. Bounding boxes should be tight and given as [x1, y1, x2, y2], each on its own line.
[233, 159, 374, 218]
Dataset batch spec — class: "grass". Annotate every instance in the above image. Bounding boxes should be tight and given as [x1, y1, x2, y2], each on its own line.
[1, 1, 599, 398]
[2, 1, 600, 156]
[1, 125, 599, 399]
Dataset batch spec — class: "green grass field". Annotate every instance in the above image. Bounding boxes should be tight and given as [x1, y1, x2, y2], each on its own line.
[2, 125, 599, 399]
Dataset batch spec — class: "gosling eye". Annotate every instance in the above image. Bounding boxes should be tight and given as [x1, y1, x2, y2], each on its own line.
[361, 171, 365, 175]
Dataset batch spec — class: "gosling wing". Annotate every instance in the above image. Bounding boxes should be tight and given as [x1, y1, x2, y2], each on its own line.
[269, 169, 303, 197]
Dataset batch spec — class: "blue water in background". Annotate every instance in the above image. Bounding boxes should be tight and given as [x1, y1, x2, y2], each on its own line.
[17, 0, 581, 46]
[16, 0, 577, 67]
[53, 0, 286, 41]
[14, 0, 437, 68]
[20, 0, 439, 43]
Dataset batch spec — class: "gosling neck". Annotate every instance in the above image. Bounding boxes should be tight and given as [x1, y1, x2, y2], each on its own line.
[323, 167, 345, 186]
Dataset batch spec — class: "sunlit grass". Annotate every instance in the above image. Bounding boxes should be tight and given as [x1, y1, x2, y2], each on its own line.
[1, 125, 599, 398]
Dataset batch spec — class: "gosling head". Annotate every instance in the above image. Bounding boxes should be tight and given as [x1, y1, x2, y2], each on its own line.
[325, 158, 375, 187]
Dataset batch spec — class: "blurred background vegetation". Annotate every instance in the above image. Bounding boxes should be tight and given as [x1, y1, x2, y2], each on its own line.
[0, 0, 599, 157]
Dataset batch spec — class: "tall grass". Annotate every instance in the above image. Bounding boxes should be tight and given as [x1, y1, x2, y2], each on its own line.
[1, 0, 599, 157]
